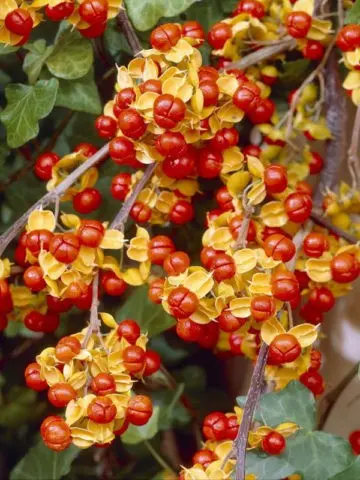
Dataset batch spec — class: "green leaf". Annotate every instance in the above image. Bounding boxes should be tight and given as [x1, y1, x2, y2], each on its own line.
[278, 59, 311, 87]
[345, 0, 360, 24]
[122, 405, 160, 444]
[125, 0, 198, 31]
[184, 0, 224, 32]
[245, 451, 296, 480]
[283, 431, 353, 480]
[0, 44, 18, 55]
[55, 69, 102, 115]
[23, 40, 54, 85]
[0, 79, 58, 148]
[149, 336, 189, 364]
[237, 381, 316, 430]
[155, 383, 191, 430]
[116, 285, 176, 337]
[104, 19, 132, 58]
[330, 457, 360, 479]
[46, 30, 93, 80]
[10, 442, 80, 480]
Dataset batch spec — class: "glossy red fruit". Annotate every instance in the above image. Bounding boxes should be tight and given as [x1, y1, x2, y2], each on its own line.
[182, 21, 205, 45]
[349, 430, 360, 454]
[207, 22, 232, 49]
[65, 280, 89, 300]
[109, 137, 136, 164]
[163, 251, 190, 276]
[139, 79, 162, 94]
[271, 270, 299, 302]
[210, 253, 236, 282]
[286, 11, 312, 38]
[48, 383, 77, 407]
[262, 431, 286, 455]
[264, 165, 288, 194]
[176, 317, 203, 342]
[251, 295, 276, 322]
[331, 253, 360, 283]
[308, 287, 335, 312]
[303, 40, 325, 60]
[123, 345, 145, 373]
[150, 23, 181, 51]
[78, 21, 106, 38]
[111, 173, 132, 200]
[168, 287, 198, 318]
[45, 2, 75, 21]
[268, 334, 301, 365]
[74, 143, 98, 157]
[215, 186, 234, 211]
[113, 88, 136, 116]
[24, 311, 59, 333]
[198, 148, 223, 178]
[199, 80, 219, 107]
[26, 229, 53, 255]
[79, 0, 108, 24]
[284, 192, 312, 223]
[336, 25, 360, 52]
[162, 149, 196, 179]
[243, 144, 261, 158]
[299, 370, 324, 395]
[202, 412, 228, 441]
[25, 363, 48, 391]
[130, 201, 152, 223]
[229, 332, 244, 355]
[303, 232, 329, 257]
[88, 396, 117, 423]
[23, 266, 46, 292]
[148, 278, 165, 304]
[309, 349, 322, 370]
[5, 8, 33, 36]
[78, 220, 104, 248]
[41, 416, 71, 451]
[34, 152, 60, 180]
[101, 271, 127, 296]
[198, 322, 219, 349]
[206, 209, 223, 226]
[229, 215, 256, 242]
[143, 350, 161, 376]
[264, 234, 295, 262]
[247, 97, 275, 124]
[149, 236, 175, 265]
[233, 0, 265, 18]
[308, 151, 324, 174]
[300, 303, 323, 325]
[169, 200, 194, 224]
[117, 319, 140, 344]
[55, 336, 81, 362]
[218, 309, 245, 332]
[127, 395, 153, 425]
[192, 449, 217, 468]
[155, 132, 187, 158]
[118, 108, 147, 139]
[73, 188, 102, 214]
[225, 415, 239, 440]
[95, 115, 117, 139]
[296, 180, 313, 197]
[91, 373, 116, 395]
[199, 66, 219, 83]
[211, 127, 239, 151]
[233, 82, 260, 112]
[153, 94, 186, 129]
[71, 283, 92, 310]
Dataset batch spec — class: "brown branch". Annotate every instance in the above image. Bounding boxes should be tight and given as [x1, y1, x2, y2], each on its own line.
[347, 105, 360, 190]
[81, 273, 100, 348]
[0, 143, 110, 257]
[310, 210, 357, 244]
[117, 8, 142, 56]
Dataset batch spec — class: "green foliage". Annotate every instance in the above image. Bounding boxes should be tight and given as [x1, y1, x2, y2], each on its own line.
[122, 406, 160, 444]
[245, 452, 295, 479]
[10, 443, 80, 480]
[23, 40, 54, 85]
[0, 79, 58, 148]
[278, 59, 311, 88]
[116, 285, 176, 336]
[330, 457, 360, 479]
[345, 0, 360, 24]
[154, 383, 191, 430]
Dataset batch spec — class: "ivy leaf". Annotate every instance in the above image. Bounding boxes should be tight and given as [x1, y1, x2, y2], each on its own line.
[245, 451, 295, 480]
[0, 44, 18, 55]
[104, 19, 132, 58]
[122, 406, 160, 444]
[345, 0, 360, 24]
[0, 79, 58, 148]
[184, 0, 224, 32]
[23, 40, 54, 85]
[54, 69, 102, 115]
[125, 0, 198, 31]
[116, 285, 175, 336]
[283, 431, 353, 480]
[156, 383, 190, 430]
[10, 442, 80, 480]
[46, 30, 93, 80]
[330, 457, 360, 479]
[237, 381, 316, 430]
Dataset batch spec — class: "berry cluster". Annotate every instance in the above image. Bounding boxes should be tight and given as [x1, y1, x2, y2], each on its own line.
[25, 317, 159, 451]
[338, 24, 360, 105]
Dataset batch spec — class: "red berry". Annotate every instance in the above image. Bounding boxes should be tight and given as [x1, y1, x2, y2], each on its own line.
[229, 332, 244, 355]
[233, 0, 265, 18]
[149, 236, 175, 265]
[130, 201, 152, 223]
[150, 23, 181, 51]
[95, 115, 117, 139]
[198, 322, 219, 349]
[127, 395, 153, 425]
[198, 66, 219, 83]
[218, 309, 245, 332]
[176, 318, 203, 342]
[162, 149, 196, 179]
[41, 416, 71, 451]
[225, 415, 239, 440]
[23, 266, 46, 292]
[251, 295, 276, 322]
[25, 363, 48, 391]
[264, 234, 296, 262]
[216, 186, 234, 211]
[123, 345, 145, 373]
[284, 192, 312, 223]
[309, 152, 324, 174]
[310, 349, 322, 370]
[148, 278, 165, 304]
[55, 336, 81, 362]
[247, 97, 275, 124]
[139, 80, 162, 94]
[203, 412, 228, 441]
[331, 253, 359, 283]
[153, 94, 186, 129]
[308, 287, 335, 312]
[117, 319, 141, 344]
[198, 148, 223, 178]
[88, 396, 117, 423]
[78, 220, 105, 247]
[192, 449, 216, 468]
[264, 165, 288, 194]
[48, 383, 77, 408]
[169, 200, 194, 224]
[111, 173, 132, 200]
[24, 311, 59, 333]
[271, 270, 299, 302]
[5, 8, 33, 36]
[101, 271, 127, 296]
[91, 373, 116, 395]
[233, 82, 260, 112]
[113, 88, 136, 116]
[268, 333, 301, 365]
[73, 188, 102, 214]
[26, 229, 53, 255]
[243, 144, 261, 158]
[211, 127, 239, 151]
[207, 22, 232, 49]
[79, 0, 108, 25]
[182, 21, 205, 45]
[303, 40, 325, 60]
[286, 11, 312, 38]
[303, 232, 329, 258]
[336, 25, 360, 52]
[34, 152, 60, 181]
[163, 251, 190, 276]
[156, 132, 188, 158]
[296, 180, 313, 196]
[262, 431, 286, 455]
[118, 108, 147, 139]
[300, 303, 323, 325]
[143, 350, 161, 376]
[74, 143, 98, 157]
[299, 370, 324, 395]
[109, 137, 136, 165]
[229, 215, 257, 242]
[199, 81, 219, 107]
[79, 21, 106, 38]
[210, 253, 236, 282]
[45, 2, 75, 21]
[168, 286, 199, 318]
[349, 431, 360, 454]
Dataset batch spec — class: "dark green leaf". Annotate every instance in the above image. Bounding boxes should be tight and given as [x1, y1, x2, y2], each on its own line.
[157, 383, 190, 430]
[149, 336, 189, 364]
[345, 0, 360, 24]
[122, 406, 160, 444]
[0, 79, 58, 148]
[283, 431, 353, 480]
[0, 44, 18, 55]
[23, 40, 54, 85]
[116, 285, 175, 336]
[278, 59, 311, 87]
[104, 20, 132, 58]
[46, 30, 93, 80]
[177, 365, 206, 391]
[184, 0, 224, 32]
[10, 442, 80, 480]
[245, 451, 295, 480]
[330, 457, 360, 479]
[237, 381, 316, 430]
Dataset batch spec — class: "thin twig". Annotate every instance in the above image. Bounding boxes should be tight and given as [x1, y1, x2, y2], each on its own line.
[0, 143, 110, 257]
[347, 106, 360, 190]
[286, 302, 294, 329]
[310, 210, 357, 244]
[117, 8, 142, 55]
[81, 274, 100, 348]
